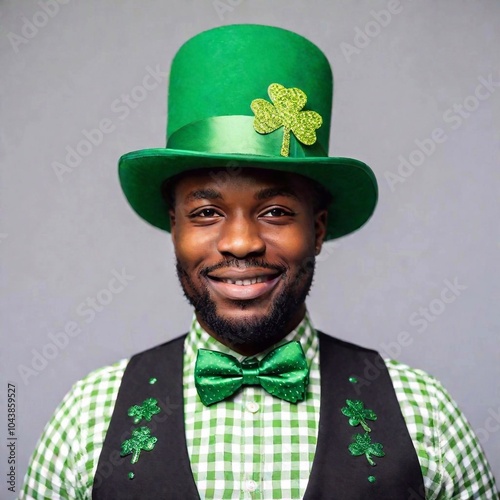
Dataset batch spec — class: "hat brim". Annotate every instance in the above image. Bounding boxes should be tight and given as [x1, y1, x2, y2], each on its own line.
[118, 148, 378, 240]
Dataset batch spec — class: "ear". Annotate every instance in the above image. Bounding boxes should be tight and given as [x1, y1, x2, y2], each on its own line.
[313, 209, 328, 255]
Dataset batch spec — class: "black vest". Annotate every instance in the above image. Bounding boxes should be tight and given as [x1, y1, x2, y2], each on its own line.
[93, 332, 425, 499]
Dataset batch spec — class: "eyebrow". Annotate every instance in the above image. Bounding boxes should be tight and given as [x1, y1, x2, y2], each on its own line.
[255, 187, 301, 201]
[183, 186, 301, 203]
[184, 188, 223, 203]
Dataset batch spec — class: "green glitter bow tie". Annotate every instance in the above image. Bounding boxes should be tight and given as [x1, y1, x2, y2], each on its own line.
[194, 341, 309, 406]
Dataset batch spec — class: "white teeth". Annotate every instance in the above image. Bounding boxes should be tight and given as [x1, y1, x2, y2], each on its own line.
[220, 276, 268, 285]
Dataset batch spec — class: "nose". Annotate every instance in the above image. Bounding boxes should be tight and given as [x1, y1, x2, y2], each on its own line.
[216, 215, 266, 258]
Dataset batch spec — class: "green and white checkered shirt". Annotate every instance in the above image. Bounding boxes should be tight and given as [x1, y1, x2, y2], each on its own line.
[20, 313, 498, 499]
[183, 314, 320, 499]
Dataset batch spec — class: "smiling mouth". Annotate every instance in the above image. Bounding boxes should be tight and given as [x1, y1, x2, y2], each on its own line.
[209, 274, 279, 286]
[205, 270, 283, 300]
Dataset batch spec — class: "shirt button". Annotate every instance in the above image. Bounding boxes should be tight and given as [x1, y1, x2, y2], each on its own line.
[246, 480, 258, 492]
[246, 401, 260, 413]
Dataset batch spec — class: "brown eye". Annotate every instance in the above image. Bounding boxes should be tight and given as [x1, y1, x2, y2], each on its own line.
[190, 208, 221, 218]
[198, 209, 218, 217]
[262, 208, 294, 217]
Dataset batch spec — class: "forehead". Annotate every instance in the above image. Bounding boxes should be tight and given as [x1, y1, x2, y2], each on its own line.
[172, 167, 312, 200]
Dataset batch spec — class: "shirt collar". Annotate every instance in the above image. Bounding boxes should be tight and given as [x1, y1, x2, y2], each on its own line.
[184, 311, 318, 371]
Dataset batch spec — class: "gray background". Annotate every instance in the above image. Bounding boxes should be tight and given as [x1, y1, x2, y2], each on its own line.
[1, 0, 499, 496]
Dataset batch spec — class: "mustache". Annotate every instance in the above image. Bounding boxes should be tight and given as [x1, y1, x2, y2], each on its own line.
[200, 258, 287, 276]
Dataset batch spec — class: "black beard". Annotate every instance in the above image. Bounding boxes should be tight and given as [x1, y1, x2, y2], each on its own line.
[176, 257, 315, 353]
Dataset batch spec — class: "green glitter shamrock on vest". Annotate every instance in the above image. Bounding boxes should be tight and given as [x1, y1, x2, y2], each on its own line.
[251, 83, 323, 157]
[348, 432, 385, 466]
[121, 427, 158, 464]
[341, 399, 377, 432]
[128, 397, 161, 424]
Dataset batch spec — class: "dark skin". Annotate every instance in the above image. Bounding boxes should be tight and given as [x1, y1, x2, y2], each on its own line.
[169, 168, 328, 356]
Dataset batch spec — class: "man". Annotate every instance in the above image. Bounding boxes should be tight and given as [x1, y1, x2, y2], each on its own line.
[21, 24, 497, 499]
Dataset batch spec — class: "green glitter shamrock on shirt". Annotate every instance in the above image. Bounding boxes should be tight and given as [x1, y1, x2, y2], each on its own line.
[349, 433, 385, 466]
[128, 397, 161, 424]
[121, 427, 158, 464]
[341, 399, 377, 432]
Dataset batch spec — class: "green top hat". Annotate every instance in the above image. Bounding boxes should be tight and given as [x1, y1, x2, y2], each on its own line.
[118, 24, 378, 240]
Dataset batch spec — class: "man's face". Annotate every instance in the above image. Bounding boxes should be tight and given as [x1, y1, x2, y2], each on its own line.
[169, 168, 327, 355]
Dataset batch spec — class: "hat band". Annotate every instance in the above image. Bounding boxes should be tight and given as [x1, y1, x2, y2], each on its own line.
[166, 116, 328, 158]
